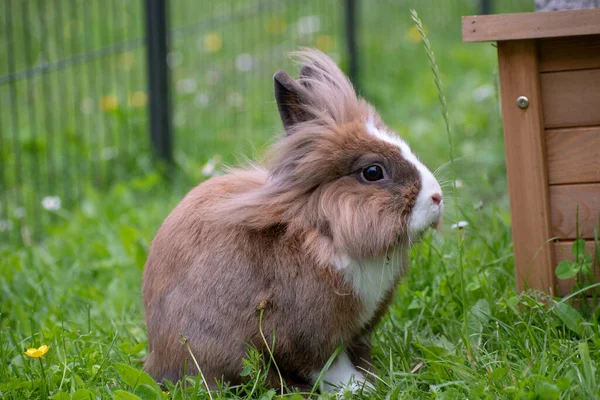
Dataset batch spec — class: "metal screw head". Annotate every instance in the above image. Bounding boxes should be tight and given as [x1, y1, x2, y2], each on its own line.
[517, 96, 529, 109]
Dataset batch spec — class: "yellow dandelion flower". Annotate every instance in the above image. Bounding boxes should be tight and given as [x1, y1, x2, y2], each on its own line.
[406, 25, 424, 43]
[129, 91, 147, 108]
[24, 345, 49, 358]
[204, 33, 223, 53]
[315, 35, 334, 52]
[100, 95, 119, 112]
[265, 16, 286, 34]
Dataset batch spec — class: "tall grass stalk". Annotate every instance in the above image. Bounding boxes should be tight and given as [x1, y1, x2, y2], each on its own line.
[258, 307, 284, 396]
[310, 344, 343, 394]
[181, 335, 214, 400]
[410, 10, 471, 357]
[38, 357, 48, 400]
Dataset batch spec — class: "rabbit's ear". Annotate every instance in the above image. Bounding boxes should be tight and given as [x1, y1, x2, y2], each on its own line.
[299, 64, 317, 80]
[298, 64, 320, 89]
[273, 70, 312, 134]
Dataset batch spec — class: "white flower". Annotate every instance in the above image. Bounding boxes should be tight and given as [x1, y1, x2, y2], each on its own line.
[451, 221, 469, 230]
[202, 155, 222, 177]
[195, 93, 209, 108]
[202, 161, 216, 177]
[297, 16, 320, 36]
[235, 54, 255, 72]
[13, 207, 26, 219]
[0, 220, 14, 232]
[455, 179, 464, 189]
[177, 78, 197, 94]
[41, 196, 61, 211]
[101, 147, 117, 160]
[472, 84, 494, 102]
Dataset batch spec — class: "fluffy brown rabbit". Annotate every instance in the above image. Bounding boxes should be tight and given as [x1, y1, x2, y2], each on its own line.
[142, 49, 443, 393]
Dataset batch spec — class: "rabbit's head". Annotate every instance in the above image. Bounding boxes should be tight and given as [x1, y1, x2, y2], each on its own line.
[217, 49, 443, 261]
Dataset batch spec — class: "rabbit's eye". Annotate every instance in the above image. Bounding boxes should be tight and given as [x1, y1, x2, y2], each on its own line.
[362, 165, 384, 182]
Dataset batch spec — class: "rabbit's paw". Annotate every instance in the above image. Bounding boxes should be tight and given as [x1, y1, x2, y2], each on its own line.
[316, 351, 375, 396]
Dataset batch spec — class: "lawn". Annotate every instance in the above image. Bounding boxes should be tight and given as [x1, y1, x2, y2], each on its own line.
[2, 1, 600, 399]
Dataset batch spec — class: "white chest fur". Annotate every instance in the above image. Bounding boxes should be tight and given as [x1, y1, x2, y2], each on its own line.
[334, 247, 408, 328]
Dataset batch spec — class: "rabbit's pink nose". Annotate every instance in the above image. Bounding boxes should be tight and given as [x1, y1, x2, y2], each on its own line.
[431, 193, 442, 205]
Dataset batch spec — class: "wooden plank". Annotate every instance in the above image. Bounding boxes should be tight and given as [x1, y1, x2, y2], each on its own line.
[553, 240, 599, 296]
[539, 35, 600, 72]
[546, 127, 600, 185]
[462, 9, 600, 43]
[497, 40, 556, 294]
[550, 184, 600, 239]
[541, 69, 600, 128]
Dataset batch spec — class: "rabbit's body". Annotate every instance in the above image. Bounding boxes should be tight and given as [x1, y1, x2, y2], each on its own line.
[143, 50, 443, 392]
[143, 169, 405, 388]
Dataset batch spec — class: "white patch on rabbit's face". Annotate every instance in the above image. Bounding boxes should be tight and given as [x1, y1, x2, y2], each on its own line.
[365, 118, 443, 235]
[334, 247, 406, 328]
[408, 164, 443, 235]
[312, 351, 374, 393]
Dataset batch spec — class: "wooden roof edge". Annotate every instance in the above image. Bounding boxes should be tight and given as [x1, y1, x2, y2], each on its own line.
[462, 8, 600, 43]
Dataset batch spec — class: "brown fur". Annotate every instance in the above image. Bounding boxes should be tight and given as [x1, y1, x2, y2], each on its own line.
[142, 49, 429, 390]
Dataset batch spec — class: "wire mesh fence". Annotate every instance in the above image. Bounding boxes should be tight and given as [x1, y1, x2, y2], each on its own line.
[1, 0, 149, 244]
[0, 0, 533, 245]
[167, 0, 345, 169]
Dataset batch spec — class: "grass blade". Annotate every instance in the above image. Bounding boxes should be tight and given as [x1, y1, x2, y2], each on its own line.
[410, 8, 471, 359]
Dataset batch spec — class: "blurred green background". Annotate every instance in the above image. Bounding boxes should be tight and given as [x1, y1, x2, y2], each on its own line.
[0, 0, 532, 244]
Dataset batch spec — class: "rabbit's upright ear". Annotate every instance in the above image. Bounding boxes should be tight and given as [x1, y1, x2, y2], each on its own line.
[273, 70, 312, 134]
[298, 64, 321, 89]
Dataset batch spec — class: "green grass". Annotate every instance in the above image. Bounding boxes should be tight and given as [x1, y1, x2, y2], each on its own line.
[2, 1, 600, 399]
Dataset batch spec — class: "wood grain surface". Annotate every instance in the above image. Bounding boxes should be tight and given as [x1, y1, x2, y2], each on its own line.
[498, 40, 556, 293]
[550, 184, 600, 239]
[541, 69, 600, 129]
[546, 126, 600, 185]
[463, 9, 600, 42]
[539, 35, 600, 72]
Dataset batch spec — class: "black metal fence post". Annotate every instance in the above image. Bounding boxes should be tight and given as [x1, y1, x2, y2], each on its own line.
[145, 0, 172, 162]
[344, 0, 359, 90]
[480, 0, 493, 14]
